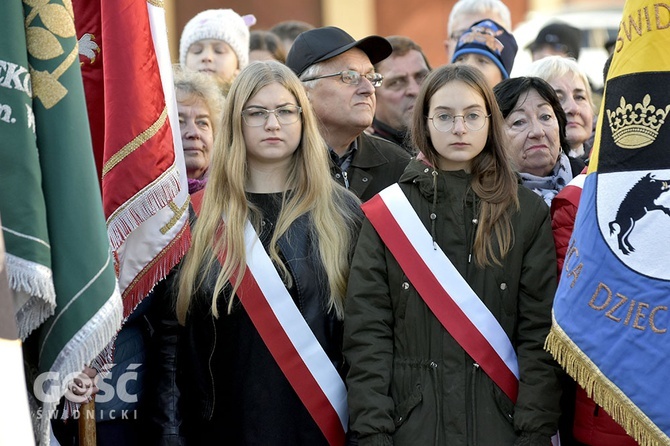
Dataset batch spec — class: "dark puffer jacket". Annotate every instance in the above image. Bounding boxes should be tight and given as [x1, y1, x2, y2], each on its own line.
[343, 159, 563, 446]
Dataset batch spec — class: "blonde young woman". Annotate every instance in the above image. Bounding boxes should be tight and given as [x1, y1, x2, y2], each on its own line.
[152, 61, 362, 445]
[343, 65, 562, 446]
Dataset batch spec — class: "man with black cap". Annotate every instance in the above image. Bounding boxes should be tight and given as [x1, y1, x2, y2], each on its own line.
[286, 26, 411, 202]
[529, 22, 582, 61]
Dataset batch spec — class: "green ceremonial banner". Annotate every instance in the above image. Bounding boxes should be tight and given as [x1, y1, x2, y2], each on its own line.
[0, 0, 122, 444]
[0, 0, 54, 340]
[0, 216, 35, 445]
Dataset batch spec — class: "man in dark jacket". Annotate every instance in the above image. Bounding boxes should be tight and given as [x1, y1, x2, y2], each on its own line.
[286, 26, 411, 202]
[369, 35, 430, 154]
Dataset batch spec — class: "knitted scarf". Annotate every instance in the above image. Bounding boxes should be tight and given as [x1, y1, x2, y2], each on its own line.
[519, 152, 573, 206]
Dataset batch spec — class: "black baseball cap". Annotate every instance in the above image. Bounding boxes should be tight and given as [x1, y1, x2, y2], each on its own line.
[286, 26, 392, 77]
[528, 22, 582, 59]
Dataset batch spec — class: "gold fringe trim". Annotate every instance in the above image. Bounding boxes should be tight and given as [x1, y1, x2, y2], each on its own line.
[102, 107, 168, 177]
[546, 319, 670, 446]
[146, 0, 164, 8]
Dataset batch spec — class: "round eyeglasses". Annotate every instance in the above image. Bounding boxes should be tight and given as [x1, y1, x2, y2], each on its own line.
[302, 70, 384, 88]
[241, 105, 302, 127]
[428, 111, 490, 132]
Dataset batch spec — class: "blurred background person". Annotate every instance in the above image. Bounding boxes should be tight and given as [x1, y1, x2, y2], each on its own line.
[179, 9, 256, 89]
[528, 22, 581, 62]
[270, 20, 315, 54]
[445, 0, 512, 62]
[249, 30, 286, 64]
[494, 76, 585, 206]
[452, 19, 518, 88]
[526, 56, 596, 163]
[369, 35, 431, 153]
[174, 67, 224, 194]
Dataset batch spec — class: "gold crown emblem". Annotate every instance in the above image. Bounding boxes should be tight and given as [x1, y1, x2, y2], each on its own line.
[606, 94, 670, 149]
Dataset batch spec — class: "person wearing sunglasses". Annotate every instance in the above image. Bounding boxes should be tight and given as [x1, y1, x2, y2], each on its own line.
[286, 26, 411, 202]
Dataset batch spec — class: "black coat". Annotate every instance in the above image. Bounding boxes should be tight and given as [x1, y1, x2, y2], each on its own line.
[331, 132, 411, 202]
[148, 191, 362, 446]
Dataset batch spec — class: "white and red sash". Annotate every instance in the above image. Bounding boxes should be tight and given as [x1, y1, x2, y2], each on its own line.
[362, 184, 519, 402]
[216, 215, 347, 445]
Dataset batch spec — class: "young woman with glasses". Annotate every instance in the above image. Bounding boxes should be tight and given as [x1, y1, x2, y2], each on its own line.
[151, 61, 362, 445]
[343, 64, 563, 445]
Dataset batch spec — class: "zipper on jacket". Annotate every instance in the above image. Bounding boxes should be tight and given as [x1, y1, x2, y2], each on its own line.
[430, 361, 440, 445]
[342, 170, 350, 189]
[470, 362, 480, 445]
[468, 218, 478, 264]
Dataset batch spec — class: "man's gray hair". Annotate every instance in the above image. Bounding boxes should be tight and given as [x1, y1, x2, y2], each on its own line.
[448, 0, 512, 35]
[298, 62, 326, 90]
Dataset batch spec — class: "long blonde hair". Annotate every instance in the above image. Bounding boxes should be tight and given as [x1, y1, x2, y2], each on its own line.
[177, 61, 359, 324]
[411, 64, 519, 267]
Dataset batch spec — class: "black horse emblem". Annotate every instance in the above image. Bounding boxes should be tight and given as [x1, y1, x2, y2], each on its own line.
[609, 173, 670, 255]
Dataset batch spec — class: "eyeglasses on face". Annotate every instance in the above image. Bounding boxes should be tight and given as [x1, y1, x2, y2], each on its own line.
[302, 70, 384, 88]
[241, 105, 302, 127]
[428, 111, 490, 132]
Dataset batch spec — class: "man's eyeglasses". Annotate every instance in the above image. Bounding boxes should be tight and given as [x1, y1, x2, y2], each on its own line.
[428, 112, 490, 132]
[241, 105, 302, 127]
[302, 70, 384, 88]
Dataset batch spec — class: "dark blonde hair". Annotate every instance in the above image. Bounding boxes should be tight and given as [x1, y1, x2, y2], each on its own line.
[177, 61, 359, 323]
[411, 64, 519, 267]
[249, 30, 287, 63]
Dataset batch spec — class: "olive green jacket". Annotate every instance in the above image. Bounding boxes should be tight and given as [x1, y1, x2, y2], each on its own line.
[343, 160, 562, 446]
[331, 132, 411, 203]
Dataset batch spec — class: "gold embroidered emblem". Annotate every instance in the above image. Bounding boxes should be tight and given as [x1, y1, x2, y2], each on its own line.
[23, 0, 78, 109]
[606, 94, 670, 149]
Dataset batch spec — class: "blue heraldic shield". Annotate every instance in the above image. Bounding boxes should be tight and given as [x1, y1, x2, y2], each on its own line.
[549, 71, 670, 444]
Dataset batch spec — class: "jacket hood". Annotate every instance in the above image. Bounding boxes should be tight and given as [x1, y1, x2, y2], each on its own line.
[399, 158, 473, 203]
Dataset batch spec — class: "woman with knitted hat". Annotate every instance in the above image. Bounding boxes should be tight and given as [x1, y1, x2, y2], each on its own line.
[179, 9, 256, 87]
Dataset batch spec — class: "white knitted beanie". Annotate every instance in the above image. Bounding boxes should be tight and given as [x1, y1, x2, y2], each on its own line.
[179, 9, 257, 70]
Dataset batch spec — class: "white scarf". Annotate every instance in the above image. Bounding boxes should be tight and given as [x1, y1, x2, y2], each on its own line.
[519, 152, 573, 206]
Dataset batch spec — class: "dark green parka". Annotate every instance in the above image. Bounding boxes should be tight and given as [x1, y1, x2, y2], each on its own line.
[343, 159, 563, 446]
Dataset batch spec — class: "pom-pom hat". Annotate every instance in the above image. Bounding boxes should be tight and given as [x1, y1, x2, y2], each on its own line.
[179, 9, 257, 69]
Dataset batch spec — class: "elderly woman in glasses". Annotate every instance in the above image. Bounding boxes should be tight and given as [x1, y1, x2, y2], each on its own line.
[151, 61, 363, 444]
[344, 64, 562, 446]
[494, 76, 585, 206]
